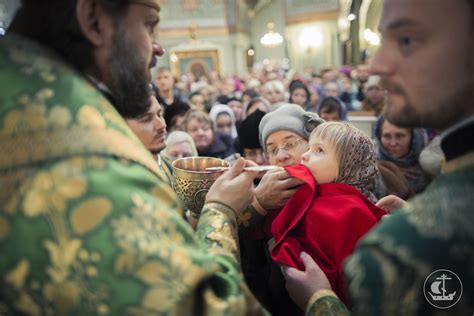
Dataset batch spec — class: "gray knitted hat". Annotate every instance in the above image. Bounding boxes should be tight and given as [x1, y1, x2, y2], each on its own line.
[259, 103, 324, 150]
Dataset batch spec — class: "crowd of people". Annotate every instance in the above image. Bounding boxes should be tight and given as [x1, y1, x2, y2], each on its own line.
[0, 0, 472, 315]
[149, 59, 437, 200]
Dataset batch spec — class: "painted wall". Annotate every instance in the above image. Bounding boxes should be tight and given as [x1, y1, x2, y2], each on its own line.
[250, 1, 287, 64]
[157, 0, 252, 76]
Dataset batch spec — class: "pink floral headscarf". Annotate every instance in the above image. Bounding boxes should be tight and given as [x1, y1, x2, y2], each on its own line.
[313, 122, 379, 203]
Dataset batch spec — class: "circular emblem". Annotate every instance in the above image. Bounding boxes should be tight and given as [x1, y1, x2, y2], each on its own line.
[423, 269, 463, 309]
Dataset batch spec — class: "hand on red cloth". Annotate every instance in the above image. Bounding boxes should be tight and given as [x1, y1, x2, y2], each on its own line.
[281, 252, 331, 311]
[271, 164, 386, 305]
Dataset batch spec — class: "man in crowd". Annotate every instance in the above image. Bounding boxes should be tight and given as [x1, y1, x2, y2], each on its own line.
[0, 1, 264, 314]
[126, 95, 173, 184]
[284, 0, 474, 315]
[153, 66, 188, 109]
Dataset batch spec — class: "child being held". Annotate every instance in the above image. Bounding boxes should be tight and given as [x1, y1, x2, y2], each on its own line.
[269, 121, 386, 305]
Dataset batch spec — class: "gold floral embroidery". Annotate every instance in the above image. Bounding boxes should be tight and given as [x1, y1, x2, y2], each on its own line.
[23, 163, 87, 217]
[207, 222, 238, 255]
[77, 105, 106, 129]
[5, 260, 42, 315]
[136, 249, 205, 312]
[15, 291, 41, 316]
[8, 44, 56, 82]
[0, 89, 71, 136]
[110, 193, 209, 313]
[237, 210, 252, 226]
[5, 259, 30, 290]
[112, 193, 185, 258]
[48, 105, 72, 128]
[115, 251, 136, 274]
[70, 198, 112, 235]
[198, 206, 239, 257]
[1, 103, 48, 135]
[0, 215, 10, 240]
[2, 157, 111, 314]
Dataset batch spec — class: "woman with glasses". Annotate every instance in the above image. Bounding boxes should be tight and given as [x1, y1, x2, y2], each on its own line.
[259, 104, 324, 167]
[239, 103, 324, 315]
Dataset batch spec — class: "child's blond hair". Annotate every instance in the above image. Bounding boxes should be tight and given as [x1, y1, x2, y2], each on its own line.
[310, 121, 379, 202]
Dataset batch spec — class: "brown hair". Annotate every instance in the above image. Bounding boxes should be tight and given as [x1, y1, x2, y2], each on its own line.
[183, 110, 213, 132]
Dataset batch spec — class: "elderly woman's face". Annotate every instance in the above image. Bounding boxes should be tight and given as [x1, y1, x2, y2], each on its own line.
[380, 120, 412, 159]
[265, 130, 308, 167]
[166, 141, 194, 161]
[186, 118, 214, 152]
[263, 89, 285, 104]
[215, 113, 233, 136]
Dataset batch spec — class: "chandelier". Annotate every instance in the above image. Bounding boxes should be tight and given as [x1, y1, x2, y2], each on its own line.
[260, 22, 283, 48]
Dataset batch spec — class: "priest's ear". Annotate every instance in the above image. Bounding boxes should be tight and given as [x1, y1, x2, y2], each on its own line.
[75, 0, 116, 47]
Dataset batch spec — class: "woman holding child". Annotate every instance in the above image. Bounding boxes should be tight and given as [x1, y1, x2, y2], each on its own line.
[240, 103, 386, 313]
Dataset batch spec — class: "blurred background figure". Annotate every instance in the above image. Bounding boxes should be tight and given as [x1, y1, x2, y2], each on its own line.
[209, 104, 238, 140]
[317, 97, 347, 121]
[242, 96, 271, 120]
[161, 131, 198, 162]
[375, 116, 432, 194]
[323, 81, 339, 98]
[238, 109, 267, 167]
[262, 80, 286, 105]
[164, 102, 191, 132]
[183, 110, 236, 158]
[306, 84, 322, 113]
[188, 91, 206, 112]
[288, 80, 310, 108]
[153, 66, 188, 109]
[361, 76, 385, 116]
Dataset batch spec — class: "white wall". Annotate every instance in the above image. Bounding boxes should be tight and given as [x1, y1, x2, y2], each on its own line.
[285, 20, 342, 71]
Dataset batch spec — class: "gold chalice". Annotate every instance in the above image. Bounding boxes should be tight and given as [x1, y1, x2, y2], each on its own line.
[172, 157, 229, 217]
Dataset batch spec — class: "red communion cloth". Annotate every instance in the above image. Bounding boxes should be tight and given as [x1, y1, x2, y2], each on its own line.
[270, 164, 386, 305]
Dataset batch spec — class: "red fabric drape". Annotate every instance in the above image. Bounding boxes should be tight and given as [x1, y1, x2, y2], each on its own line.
[270, 164, 386, 305]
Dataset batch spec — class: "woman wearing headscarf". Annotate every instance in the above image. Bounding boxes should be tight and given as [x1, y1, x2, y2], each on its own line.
[209, 104, 238, 140]
[375, 116, 432, 193]
[240, 104, 324, 316]
[241, 96, 271, 120]
[316, 96, 348, 121]
[288, 80, 310, 109]
[183, 110, 237, 159]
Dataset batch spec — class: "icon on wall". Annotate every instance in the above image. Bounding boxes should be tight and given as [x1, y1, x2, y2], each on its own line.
[170, 50, 220, 79]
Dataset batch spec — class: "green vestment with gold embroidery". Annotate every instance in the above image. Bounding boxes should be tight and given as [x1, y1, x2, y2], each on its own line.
[0, 34, 265, 316]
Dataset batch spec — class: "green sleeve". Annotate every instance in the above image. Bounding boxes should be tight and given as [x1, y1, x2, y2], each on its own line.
[0, 157, 267, 315]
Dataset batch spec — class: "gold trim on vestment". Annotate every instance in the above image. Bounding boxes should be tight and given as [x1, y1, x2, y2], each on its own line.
[307, 289, 337, 310]
[0, 127, 166, 181]
[441, 152, 474, 174]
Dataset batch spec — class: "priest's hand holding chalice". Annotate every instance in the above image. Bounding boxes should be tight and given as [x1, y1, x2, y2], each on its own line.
[172, 157, 260, 228]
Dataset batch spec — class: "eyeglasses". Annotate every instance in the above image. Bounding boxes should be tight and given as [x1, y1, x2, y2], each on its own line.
[264, 138, 306, 160]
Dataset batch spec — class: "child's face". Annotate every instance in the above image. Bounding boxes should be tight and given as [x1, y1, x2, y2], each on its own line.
[301, 134, 339, 184]
[320, 108, 341, 121]
[291, 88, 308, 106]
